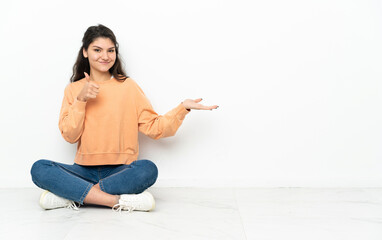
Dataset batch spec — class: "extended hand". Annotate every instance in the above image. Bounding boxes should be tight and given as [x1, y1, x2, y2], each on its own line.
[181, 98, 219, 111]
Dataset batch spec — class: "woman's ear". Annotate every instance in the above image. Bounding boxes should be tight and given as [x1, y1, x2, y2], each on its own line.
[83, 48, 88, 58]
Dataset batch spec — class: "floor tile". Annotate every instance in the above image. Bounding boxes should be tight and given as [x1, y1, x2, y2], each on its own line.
[235, 188, 382, 240]
[0, 188, 246, 240]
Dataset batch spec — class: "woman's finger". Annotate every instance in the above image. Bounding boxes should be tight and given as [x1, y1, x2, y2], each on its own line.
[192, 103, 214, 110]
[90, 84, 99, 91]
[84, 72, 90, 82]
[89, 90, 99, 96]
[89, 83, 100, 90]
[200, 104, 219, 110]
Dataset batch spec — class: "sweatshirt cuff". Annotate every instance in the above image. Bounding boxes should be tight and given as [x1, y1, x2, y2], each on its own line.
[176, 103, 191, 120]
[73, 98, 87, 112]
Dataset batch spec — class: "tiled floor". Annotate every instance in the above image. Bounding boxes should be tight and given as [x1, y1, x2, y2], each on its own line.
[0, 187, 381, 239]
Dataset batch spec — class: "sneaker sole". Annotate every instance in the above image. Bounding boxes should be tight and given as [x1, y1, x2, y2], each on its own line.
[39, 190, 50, 209]
[143, 191, 155, 211]
[148, 192, 155, 211]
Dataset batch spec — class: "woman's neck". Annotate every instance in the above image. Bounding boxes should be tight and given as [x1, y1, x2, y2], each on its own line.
[89, 69, 112, 82]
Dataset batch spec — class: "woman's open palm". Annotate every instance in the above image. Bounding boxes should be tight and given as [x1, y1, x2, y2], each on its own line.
[182, 98, 219, 111]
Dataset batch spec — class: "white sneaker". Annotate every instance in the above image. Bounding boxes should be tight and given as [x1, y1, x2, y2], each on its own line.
[39, 190, 80, 210]
[112, 191, 155, 213]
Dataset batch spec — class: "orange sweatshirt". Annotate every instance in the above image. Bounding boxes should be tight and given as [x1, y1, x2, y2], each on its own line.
[58, 76, 190, 166]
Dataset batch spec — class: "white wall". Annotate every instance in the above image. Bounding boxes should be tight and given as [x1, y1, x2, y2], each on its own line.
[1, 0, 381, 188]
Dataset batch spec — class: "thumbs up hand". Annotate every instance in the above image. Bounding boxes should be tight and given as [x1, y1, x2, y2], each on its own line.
[77, 72, 100, 102]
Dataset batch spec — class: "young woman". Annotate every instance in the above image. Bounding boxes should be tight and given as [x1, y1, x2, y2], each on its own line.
[30, 24, 218, 213]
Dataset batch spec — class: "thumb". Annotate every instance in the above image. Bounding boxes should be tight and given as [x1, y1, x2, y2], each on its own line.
[194, 98, 203, 103]
[84, 72, 91, 82]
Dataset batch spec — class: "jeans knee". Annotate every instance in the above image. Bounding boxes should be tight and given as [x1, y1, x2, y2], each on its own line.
[30, 159, 50, 183]
[138, 159, 158, 183]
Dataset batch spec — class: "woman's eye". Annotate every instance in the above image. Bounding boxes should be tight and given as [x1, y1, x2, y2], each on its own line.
[94, 49, 114, 52]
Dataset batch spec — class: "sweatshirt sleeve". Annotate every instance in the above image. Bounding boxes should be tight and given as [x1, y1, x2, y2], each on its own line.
[58, 84, 87, 143]
[134, 81, 191, 140]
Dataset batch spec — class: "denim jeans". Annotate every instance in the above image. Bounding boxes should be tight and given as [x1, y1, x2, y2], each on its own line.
[30, 159, 158, 205]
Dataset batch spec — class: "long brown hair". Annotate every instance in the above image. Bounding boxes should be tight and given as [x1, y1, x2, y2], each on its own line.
[70, 24, 129, 83]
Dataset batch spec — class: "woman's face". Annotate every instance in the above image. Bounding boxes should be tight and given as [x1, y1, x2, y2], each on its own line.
[83, 37, 116, 74]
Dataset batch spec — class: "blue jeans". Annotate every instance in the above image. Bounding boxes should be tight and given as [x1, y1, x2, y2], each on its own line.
[30, 159, 158, 205]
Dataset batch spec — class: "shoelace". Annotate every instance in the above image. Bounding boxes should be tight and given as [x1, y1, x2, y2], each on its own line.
[66, 201, 80, 211]
[112, 202, 136, 213]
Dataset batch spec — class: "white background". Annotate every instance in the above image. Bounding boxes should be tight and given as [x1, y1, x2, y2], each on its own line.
[1, 0, 381, 188]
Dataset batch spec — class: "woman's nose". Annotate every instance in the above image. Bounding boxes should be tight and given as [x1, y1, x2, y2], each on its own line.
[102, 52, 109, 60]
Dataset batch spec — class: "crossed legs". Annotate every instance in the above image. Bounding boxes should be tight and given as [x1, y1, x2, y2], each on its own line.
[31, 159, 158, 208]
